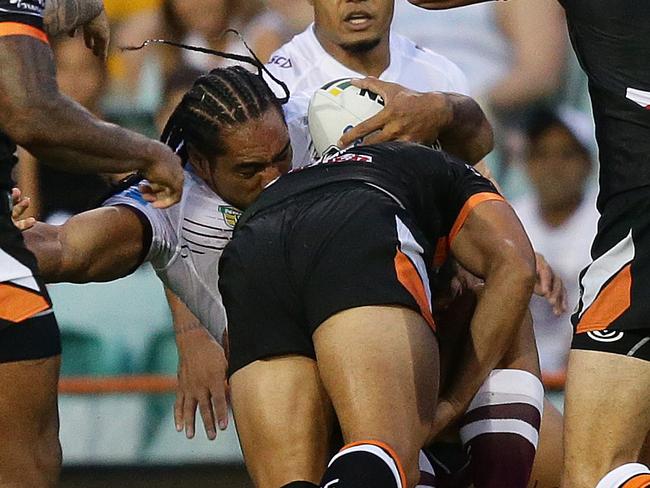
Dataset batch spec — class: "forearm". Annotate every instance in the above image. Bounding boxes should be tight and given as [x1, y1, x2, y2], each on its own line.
[14, 94, 166, 174]
[23, 207, 145, 283]
[442, 265, 534, 411]
[436, 93, 494, 164]
[43, 0, 102, 36]
[0, 36, 164, 175]
[167, 288, 208, 336]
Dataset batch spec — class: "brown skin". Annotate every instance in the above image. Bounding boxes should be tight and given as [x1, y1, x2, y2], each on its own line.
[0, 12, 174, 484]
[22, 109, 291, 283]
[432, 200, 537, 436]
[188, 110, 292, 210]
[0, 36, 183, 208]
[308, 0, 494, 164]
[562, 351, 650, 488]
[339, 78, 494, 165]
[166, 288, 229, 441]
[0, 356, 62, 488]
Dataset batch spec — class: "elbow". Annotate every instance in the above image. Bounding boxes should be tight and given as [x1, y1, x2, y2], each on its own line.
[497, 243, 536, 297]
[472, 118, 495, 163]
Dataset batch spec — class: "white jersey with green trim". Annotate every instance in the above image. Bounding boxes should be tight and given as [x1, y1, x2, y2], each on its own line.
[265, 23, 470, 168]
[104, 168, 240, 342]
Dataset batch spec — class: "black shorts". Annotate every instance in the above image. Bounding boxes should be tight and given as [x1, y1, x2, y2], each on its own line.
[0, 210, 60, 362]
[219, 183, 436, 376]
[572, 188, 650, 342]
[571, 328, 650, 362]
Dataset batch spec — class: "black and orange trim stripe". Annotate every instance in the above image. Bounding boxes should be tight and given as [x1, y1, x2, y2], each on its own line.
[0, 282, 50, 323]
[0, 22, 48, 43]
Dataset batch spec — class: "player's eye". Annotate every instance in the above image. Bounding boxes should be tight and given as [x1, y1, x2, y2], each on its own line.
[236, 163, 266, 178]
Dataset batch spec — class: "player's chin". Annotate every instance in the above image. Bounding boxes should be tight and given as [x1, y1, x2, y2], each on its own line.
[339, 35, 382, 54]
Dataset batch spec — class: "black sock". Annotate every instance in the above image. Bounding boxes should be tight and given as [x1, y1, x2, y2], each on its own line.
[320, 442, 404, 488]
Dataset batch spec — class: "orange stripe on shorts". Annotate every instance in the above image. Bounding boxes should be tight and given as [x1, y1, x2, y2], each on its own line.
[342, 440, 407, 488]
[394, 249, 436, 331]
[621, 474, 650, 488]
[576, 263, 632, 334]
[0, 22, 49, 43]
[0, 283, 50, 323]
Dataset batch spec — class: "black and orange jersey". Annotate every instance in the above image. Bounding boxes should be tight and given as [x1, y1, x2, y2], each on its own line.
[0, 0, 48, 194]
[240, 141, 503, 256]
[560, 0, 650, 210]
[0, 0, 47, 32]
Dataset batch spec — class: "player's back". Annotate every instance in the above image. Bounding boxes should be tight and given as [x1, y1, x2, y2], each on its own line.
[241, 142, 499, 248]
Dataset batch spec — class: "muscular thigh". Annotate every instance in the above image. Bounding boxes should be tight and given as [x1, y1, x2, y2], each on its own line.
[563, 349, 650, 486]
[229, 356, 334, 488]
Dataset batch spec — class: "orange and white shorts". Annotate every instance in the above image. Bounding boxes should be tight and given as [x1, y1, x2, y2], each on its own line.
[571, 189, 650, 361]
[0, 211, 60, 362]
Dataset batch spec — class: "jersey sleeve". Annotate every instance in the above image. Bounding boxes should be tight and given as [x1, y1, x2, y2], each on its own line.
[434, 153, 504, 243]
[444, 57, 471, 96]
[103, 184, 177, 268]
[0, 0, 48, 43]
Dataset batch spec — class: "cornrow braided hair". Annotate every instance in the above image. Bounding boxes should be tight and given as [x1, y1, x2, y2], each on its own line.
[123, 31, 290, 164]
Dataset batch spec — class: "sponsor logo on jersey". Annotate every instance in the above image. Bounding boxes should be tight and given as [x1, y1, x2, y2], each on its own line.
[7, 0, 44, 13]
[269, 55, 292, 69]
[218, 205, 241, 228]
[328, 152, 373, 163]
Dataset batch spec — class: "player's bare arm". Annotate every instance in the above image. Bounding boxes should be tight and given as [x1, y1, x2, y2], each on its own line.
[43, 0, 109, 58]
[432, 199, 536, 437]
[23, 206, 146, 283]
[166, 288, 229, 442]
[338, 78, 493, 164]
[0, 35, 183, 207]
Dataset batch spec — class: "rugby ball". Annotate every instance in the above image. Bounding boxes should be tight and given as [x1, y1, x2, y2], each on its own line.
[308, 78, 385, 158]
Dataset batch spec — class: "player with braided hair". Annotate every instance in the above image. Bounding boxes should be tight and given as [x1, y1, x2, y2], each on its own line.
[21, 64, 292, 388]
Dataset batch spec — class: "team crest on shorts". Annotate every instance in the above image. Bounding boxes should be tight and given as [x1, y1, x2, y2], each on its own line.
[218, 206, 241, 228]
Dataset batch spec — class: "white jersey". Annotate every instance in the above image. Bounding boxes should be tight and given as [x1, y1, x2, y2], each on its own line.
[265, 24, 471, 167]
[104, 168, 240, 342]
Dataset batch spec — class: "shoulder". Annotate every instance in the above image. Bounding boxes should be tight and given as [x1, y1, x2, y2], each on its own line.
[265, 26, 318, 87]
[391, 33, 470, 94]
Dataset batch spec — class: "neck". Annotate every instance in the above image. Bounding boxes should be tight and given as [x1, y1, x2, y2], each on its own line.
[314, 27, 390, 77]
[540, 195, 583, 228]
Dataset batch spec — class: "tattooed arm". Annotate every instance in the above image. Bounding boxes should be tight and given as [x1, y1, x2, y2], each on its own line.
[0, 35, 183, 207]
[43, 0, 109, 57]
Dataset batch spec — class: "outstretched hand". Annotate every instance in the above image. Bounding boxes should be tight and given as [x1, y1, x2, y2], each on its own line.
[337, 77, 451, 149]
[139, 148, 184, 209]
[10, 188, 36, 231]
[534, 252, 567, 316]
[174, 327, 229, 440]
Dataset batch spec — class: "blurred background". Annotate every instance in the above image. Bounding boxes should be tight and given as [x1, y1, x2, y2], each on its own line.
[11, 0, 598, 485]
